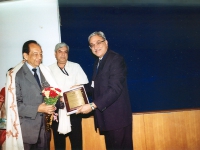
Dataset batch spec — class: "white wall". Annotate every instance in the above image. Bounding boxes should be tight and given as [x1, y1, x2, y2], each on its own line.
[0, 0, 60, 88]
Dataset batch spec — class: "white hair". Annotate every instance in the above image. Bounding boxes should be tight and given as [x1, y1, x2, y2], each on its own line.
[88, 31, 106, 42]
[54, 42, 69, 52]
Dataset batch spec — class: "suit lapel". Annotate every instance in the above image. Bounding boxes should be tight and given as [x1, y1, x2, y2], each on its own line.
[96, 58, 105, 76]
[93, 50, 109, 80]
[23, 64, 41, 91]
[40, 69, 50, 90]
[92, 59, 99, 80]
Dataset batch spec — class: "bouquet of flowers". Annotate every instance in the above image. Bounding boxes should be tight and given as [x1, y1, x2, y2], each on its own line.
[42, 87, 61, 105]
[42, 87, 61, 131]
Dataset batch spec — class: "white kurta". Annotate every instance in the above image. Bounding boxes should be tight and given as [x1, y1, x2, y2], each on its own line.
[49, 61, 88, 133]
[49, 61, 88, 92]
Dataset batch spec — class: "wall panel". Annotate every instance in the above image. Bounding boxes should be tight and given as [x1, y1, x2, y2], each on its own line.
[50, 109, 200, 150]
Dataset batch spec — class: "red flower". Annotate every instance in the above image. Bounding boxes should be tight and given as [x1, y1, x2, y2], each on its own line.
[42, 87, 61, 105]
[55, 88, 61, 92]
[49, 90, 57, 98]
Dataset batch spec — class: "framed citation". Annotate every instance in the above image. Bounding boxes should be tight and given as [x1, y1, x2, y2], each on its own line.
[63, 85, 89, 115]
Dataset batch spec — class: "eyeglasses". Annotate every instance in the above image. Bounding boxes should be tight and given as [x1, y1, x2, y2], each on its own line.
[89, 40, 105, 49]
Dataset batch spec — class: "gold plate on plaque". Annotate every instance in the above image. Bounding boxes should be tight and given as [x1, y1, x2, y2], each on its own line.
[63, 85, 89, 115]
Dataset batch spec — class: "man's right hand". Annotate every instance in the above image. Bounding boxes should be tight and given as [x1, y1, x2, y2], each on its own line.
[38, 103, 56, 114]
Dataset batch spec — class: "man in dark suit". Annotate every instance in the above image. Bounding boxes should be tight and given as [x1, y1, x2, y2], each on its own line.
[15, 40, 56, 150]
[77, 31, 133, 150]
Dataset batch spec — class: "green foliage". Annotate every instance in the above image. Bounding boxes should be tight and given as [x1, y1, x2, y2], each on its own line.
[44, 96, 59, 105]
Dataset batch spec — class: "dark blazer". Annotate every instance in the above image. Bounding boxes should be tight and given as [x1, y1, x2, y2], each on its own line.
[87, 50, 132, 132]
[15, 63, 49, 144]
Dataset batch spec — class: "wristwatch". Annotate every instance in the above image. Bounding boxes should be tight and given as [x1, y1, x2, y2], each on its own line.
[90, 103, 95, 110]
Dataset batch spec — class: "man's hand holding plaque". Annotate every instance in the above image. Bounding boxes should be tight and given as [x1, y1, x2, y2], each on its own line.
[63, 85, 89, 115]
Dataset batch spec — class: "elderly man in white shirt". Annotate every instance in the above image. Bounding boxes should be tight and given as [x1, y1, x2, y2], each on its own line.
[49, 42, 88, 150]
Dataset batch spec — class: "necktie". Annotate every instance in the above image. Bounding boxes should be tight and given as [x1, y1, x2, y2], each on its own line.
[32, 68, 41, 88]
[96, 59, 101, 74]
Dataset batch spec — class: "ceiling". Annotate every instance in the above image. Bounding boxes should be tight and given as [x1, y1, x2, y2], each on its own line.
[1, 0, 200, 6]
[58, 0, 200, 6]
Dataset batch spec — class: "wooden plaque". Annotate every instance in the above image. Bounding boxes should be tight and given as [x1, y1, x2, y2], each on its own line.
[63, 85, 89, 115]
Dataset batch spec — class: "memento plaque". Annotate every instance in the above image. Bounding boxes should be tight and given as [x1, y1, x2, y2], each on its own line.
[63, 85, 89, 115]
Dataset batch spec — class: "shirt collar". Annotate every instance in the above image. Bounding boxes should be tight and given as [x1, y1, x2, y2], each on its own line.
[26, 62, 39, 74]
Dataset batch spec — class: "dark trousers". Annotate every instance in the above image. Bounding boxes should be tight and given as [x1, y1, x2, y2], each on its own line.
[23, 128, 51, 150]
[103, 123, 133, 150]
[23, 115, 51, 150]
[52, 114, 82, 150]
